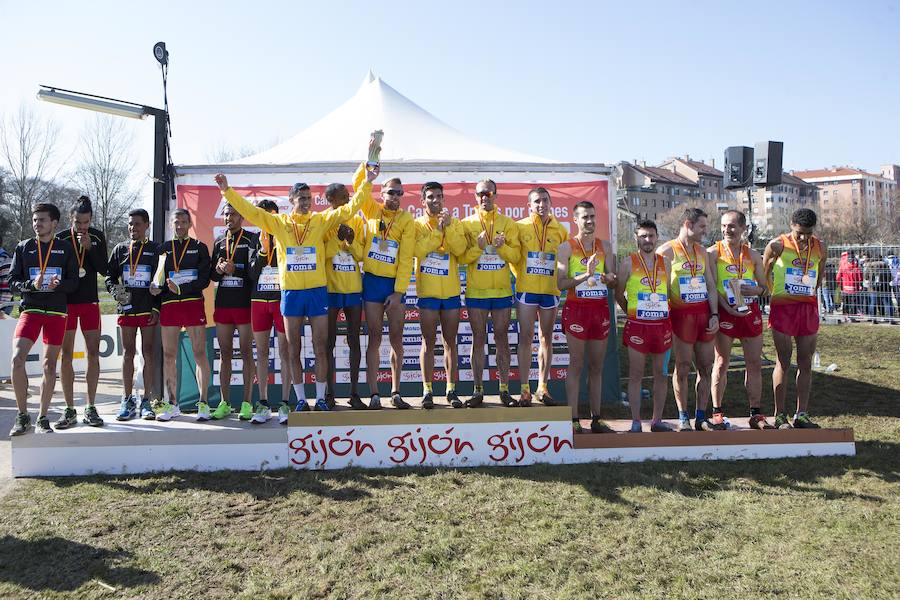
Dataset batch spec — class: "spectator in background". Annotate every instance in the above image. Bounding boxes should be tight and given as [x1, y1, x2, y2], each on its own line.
[889, 254, 900, 319]
[874, 255, 893, 318]
[863, 255, 882, 318]
[0, 234, 13, 317]
[820, 259, 837, 315]
[836, 256, 863, 317]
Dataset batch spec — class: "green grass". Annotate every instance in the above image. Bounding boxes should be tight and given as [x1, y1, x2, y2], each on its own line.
[0, 325, 898, 599]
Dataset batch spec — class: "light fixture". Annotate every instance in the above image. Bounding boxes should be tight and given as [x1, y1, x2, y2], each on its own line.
[37, 87, 151, 120]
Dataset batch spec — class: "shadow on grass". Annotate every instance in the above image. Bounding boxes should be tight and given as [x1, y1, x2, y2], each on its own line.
[0, 535, 158, 593]
[804, 371, 900, 418]
[39, 438, 898, 509]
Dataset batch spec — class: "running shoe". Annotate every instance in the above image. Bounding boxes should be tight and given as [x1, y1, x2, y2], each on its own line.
[54, 407, 78, 430]
[710, 412, 729, 430]
[391, 392, 411, 410]
[116, 395, 137, 421]
[749, 414, 775, 430]
[139, 398, 156, 420]
[628, 420, 643, 433]
[294, 400, 311, 412]
[36, 415, 53, 434]
[774, 413, 793, 429]
[679, 417, 692, 432]
[324, 393, 336, 411]
[465, 392, 484, 408]
[518, 389, 533, 407]
[572, 420, 584, 434]
[211, 401, 232, 420]
[421, 393, 434, 410]
[368, 395, 382, 410]
[447, 390, 463, 409]
[694, 418, 716, 431]
[9, 413, 30, 436]
[250, 405, 271, 424]
[537, 389, 558, 406]
[499, 391, 518, 408]
[155, 401, 181, 422]
[650, 421, 675, 433]
[793, 413, 821, 429]
[278, 402, 290, 424]
[314, 398, 331, 412]
[348, 394, 367, 410]
[196, 402, 211, 421]
[590, 418, 615, 434]
[82, 405, 104, 427]
[238, 401, 253, 421]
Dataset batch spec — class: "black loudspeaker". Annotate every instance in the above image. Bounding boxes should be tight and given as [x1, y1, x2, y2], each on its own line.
[724, 146, 754, 189]
[753, 141, 783, 186]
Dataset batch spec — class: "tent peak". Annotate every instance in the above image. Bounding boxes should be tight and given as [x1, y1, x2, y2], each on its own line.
[362, 69, 376, 86]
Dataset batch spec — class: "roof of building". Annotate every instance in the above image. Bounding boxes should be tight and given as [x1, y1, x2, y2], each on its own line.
[792, 167, 879, 180]
[630, 163, 698, 187]
[781, 172, 814, 187]
[663, 157, 724, 177]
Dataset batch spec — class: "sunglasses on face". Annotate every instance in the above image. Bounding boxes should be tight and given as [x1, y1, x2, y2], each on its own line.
[383, 189, 404, 197]
[475, 190, 495, 198]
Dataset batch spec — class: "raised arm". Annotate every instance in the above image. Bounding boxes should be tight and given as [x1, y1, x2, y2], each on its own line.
[215, 175, 283, 235]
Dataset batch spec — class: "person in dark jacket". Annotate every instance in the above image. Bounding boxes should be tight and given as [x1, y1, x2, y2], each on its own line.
[55, 196, 109, 429]
[8, 203, 79, 435]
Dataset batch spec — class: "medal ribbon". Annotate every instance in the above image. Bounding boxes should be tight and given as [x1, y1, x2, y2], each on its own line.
[226, 229, 244, 263]
[636, 252, 660, 294]
[532, 215, 549, 253]
[720, 241, 745, 278]
[128, 240, 146, 282]
[427, 215, 446, 250]
[478, 209, 495, 245]
[36, 238, 55, 280]
[171, 238, 191, 273]
[265, 234, 275, 267]
[70, 229, 86, 271]
[379, 211, 397, 244]
[786, 234, 813, 278]
[675, 239, 699, 277]
[291, 216, 310, 248]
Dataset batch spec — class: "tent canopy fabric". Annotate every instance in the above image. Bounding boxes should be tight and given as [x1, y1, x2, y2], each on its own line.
[232, 71, 558, 165]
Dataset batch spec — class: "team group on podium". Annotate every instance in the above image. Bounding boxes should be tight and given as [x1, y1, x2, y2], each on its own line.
[7, 135, 826, 436]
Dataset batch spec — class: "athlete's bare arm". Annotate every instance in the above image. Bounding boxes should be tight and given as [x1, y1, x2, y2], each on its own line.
[615, 258, 631, 314]
[763, 238, 784, 290]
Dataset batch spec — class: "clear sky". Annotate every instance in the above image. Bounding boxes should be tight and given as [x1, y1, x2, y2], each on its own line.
[2, 0, 898, 206]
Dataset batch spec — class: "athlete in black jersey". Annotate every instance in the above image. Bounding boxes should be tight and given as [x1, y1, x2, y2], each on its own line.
[209, 204, 259, 421]
[106, 209, 161, 421]
[8, 203, 79, 435]
[55, 197, 109, 430]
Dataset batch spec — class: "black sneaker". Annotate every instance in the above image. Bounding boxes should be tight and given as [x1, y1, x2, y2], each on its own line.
[793, 413, 821, 429]
[465, 392, 484, 408]
[348, 394, 367, 410]
[391, 392, 411, 410]
[9, 413, 30, 436]
[82, 405, 104, 427]
[325, 392, 336, 410]
[590, 418, 615, 433]
[650, 421, 675, 433]
[537, 390, 559, 406]
[499, 391, 518, 407]
[368, 395, 382, 410]
[421, 393, 434, 410]
[36, 415, 54, 434]
[447, 390, 463, 408]
[54, 407, 78, 430]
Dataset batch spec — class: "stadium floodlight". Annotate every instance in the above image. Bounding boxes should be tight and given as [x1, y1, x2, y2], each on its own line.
[37, 86, 162, 119]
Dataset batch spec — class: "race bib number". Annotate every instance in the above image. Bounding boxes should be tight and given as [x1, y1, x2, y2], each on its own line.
[636, 291, 669, 321]
[286, 246, 317, 272]
[332, 250, 357, 273]
[725, 278, 758, 305]
[526, 251, 555, 277]
[420, 252, 450, 277]
[169, 269, 197, 286]
[784, 267, 816, 296]
[368, 237, 399, 265]
[220, 263, 244, 288]
[257, 266, 280, 292]
[574, 271, 608, 299]
[28, 267, 62, 292]
[124, 264, 152, 288]
[678, 275, 708, 303]
[476, 245, 506, 271]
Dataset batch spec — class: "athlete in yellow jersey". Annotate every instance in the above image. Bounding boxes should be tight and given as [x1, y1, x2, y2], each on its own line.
[459, 179, 520, 408]
[214, 142, 378, 413]
[512, 187, 568, 406]
[556, 201, 616, 433]
[322, 183, 367, 410]
[656, 208, 719, 431]
[708, 210, 772, 430]
[414, 182, 468, 409]
[351, 168, 417, 410]
[763, 208, 826, 429]
[615, 219, 674, 433]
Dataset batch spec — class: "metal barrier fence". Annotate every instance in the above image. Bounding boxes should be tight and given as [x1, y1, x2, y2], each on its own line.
[822, 244, 900, 323]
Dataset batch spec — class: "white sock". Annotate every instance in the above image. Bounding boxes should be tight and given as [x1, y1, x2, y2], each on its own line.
[315, 381, 326, 400]
[293, 384, 305, 403]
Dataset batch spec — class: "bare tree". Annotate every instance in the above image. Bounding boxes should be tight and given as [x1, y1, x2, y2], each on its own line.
[69, 115, 141, 246]
[205, 141, 260, 164]
[655, 198, 725, 243]
[0, 105, 64, 240]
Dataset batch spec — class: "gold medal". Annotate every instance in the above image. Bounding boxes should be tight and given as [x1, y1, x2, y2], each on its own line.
[802, 274, 813, 286]
[690, 276, 700, 288]
[586, 275, 596, 288]
[378, 238, 388, 252]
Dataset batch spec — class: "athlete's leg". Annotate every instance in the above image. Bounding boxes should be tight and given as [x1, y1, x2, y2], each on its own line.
[364, 302, 386, 397]
[121, 326, 138, 398]
[326, 307, 340, 396]
[671, 335, 694, 414]
[739, 334, 763, 410]
[626, 347, 646, 422]
[711, 333, 733, 410]
[650, 351, 668, 423]
[236, 323, 256, 405]
[309, 314, 329, 399]
[694, 339, 715, 413]
[516, 302, 538, 393]
[564, 334, 585, 419]
[160, 326, 181, 403]
[254, 329, 271, 404]
[386, 300, 405, 393]
[11, 337, 34, 413]
[771, 329, 794, 416]
[82, 328, 101, 405]
[439, 307, 460, 385]
[536, 306, 556, 388]
[60, 329, 77, 408]
[39, 344, 62, 418]
[345, 304, 362, 397]
[586, 338, 607, 418]
[492, 308, 512, 386]
[419, 308, 440, 388]
[794, 333, 817, 414]
[276, 330, 292, 404]
[283, 316, 305, 399]
[186, 325, 211, 404]
[468, 307, 488, 386]
[139, 324, 157, 400]
[216, 323, 236, 406]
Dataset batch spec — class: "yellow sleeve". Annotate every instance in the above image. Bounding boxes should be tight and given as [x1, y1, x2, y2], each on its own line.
[414, 221, 443, 259]
[394, 217, 416, 294]
[444, 220, 468, 257]
[322, 163, 371, 230]
[497, 217, 520, 264]
[551, 220, 569, 249]
[349, 216, 367, 262]
[223, 188, 282, 235]
[354, 163, 381, 220]
[459, 225, 483, 265]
